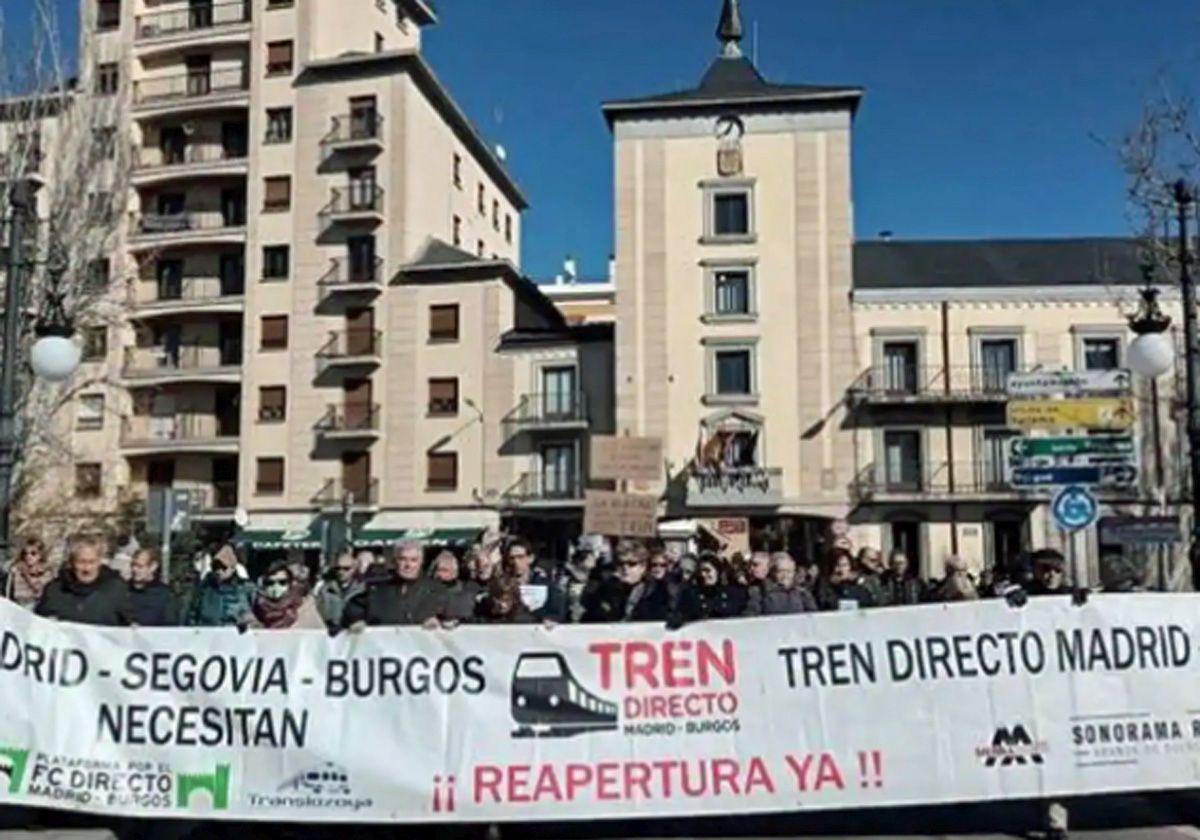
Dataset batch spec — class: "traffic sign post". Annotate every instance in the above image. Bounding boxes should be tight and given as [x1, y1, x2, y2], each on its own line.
[1007, 369, 1132, 398]
[1052, 486, 1100, 590]
[1009, 436, 1134, 459]
[1007, 398, 1136, 432]
[1010, 465, 1137, 488]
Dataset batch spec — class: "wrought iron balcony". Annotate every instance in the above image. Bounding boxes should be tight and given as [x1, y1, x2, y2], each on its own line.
[122, 343, 243, 379]
[320, 185, 385, 222]
[503, 392, 588, 435]
[133, 209, 247, 239]
[317, 257, 385, 292]
[685, 465, 783, 508]
[502, 471, 584, 505]
[847, 365, 1049, 405]
[133, 66, 250, 107]
[130, 276, 245, 311]
[849, 461, 1031, 503]
[136, 1, 251, 42]
[121, 415, 240, 451]
[314, 404, 382, 439]
[321, 113, 385, 149]
[312, 478, 379, 511]
[316, 330, 383, 370]
[133, 143, 248, 173]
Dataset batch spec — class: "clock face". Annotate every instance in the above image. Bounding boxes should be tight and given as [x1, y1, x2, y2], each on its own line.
[716, 115, 745, 140]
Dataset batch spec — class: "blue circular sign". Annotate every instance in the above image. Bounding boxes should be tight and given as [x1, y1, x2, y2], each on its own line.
[1051, 485, 1099, 533]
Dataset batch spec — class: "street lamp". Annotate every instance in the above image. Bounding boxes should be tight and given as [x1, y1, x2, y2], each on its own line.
[1126, 179, 1200, 590]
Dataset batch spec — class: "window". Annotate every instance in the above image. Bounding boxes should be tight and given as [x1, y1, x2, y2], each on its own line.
[889, 520, 922, 573]
[703, 182, 755, 241]
[82, 327, 108, 361]
[1083, 337, 1121, 372]
[259, 386, 286, 422]
[428, 378, 459, 416]
[262, 245, 290, 281]
[263, 176, 291, 211]
[542, 367, 578, 419]
[453, 215, 462, 247]
[713, 269, 751, 316]
[430, 304, 459, 342]
[349, 97, 378, 139]
[260, 315, 289, 350]
[77, 395, 105, 431]
[87, 258, 110, 291]
[95, 63, 119, 96]
[256, 458, 285, 495]
[714, 349, 752, 396]
[427, 452, 458, 492]
[347, 236, 377, 281]
[75, 464, 102, 499]
[542, 444, 577, 499]
[883, 430, 922, 491]
[266, 41, 294, 75]
[265, 108, 293, 143]
[348, 166, 378, 208]
[982, 428, 1019, 490]
[453, 153, 462, 188]
[477, 183, 485, 215]
[492, 199, 500, 231]
[505, 214, 513, 244]
[881, 341, 919, 394]
[978, 338, 1018, 393]
[267, 0, 294, 7]
[97, 0, 120, 30]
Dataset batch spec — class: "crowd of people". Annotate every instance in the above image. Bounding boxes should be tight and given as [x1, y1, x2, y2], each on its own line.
[0, 527, 1115, 630]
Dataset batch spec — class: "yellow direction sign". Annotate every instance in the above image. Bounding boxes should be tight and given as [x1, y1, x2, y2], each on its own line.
[1007, 398, 1135, 431]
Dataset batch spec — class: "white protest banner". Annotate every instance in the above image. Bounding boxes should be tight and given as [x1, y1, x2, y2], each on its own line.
[1, 596, 1199, 823]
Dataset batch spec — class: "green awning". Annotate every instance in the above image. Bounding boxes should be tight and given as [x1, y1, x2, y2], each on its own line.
[353, 527, 482, 548]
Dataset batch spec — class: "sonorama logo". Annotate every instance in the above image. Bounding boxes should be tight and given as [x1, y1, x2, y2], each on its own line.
[1072, 715, 1200, 765]
[510, 638, 742, 740]
[248, 762, 373, 812]
[0, 745, 229, 812]
[976, 725, 1047, 767]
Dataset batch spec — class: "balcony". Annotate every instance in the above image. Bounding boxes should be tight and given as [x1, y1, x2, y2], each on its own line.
[321, 113, 385, 155]
[503, 392, 588, 437]
[132, 144, 249, 184]
[320, 185, 385, 225]
[193, 482, 239, 521]
[135, 2, 252, 51]
[502, 471, 584, 507]
[316, 330, 383, 373]
[314, 404, 382, 441]
[312, 478, 380, 512]
[847, 365, 1041, 406]
[317, 257, 385, 296]
[121, 415, 240, 456]
[849, 461, 1033, 504]
[129, 210, 247, 249]
[685, 466, 784, 509]
[129, 276, 245, 318]
[122, 344, 243, 385]
[133, 67, 250, 113]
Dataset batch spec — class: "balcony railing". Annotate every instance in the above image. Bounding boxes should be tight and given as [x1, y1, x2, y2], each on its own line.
[503, 471, 584, 504]
[121, 415, 240, 447]
[123, 343, 243, 376]
[194, 481, 239, 513]
[134, 144, 248, 171]
[136, 1, 251, 41]
[321, 185, 385, 219]
[133, 209, 246, 236]
[133, 276, 245, 306]
[321, 113, 384, 146]
[847, 365, 1059, 404]
[850, 461, 1029, 502]
[312, 478, 379, 509]
[134, 66, 250, 106]
[318, 257, 384, 289]
[686, 465, 784, 508]
[316, 330, 383, 364]
[315, 404, 381, 435]
[503, 392, 588, 433]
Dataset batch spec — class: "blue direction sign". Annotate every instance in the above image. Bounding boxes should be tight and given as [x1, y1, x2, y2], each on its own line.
[1011, 465, 1137, 488]
[1052, 486, 1100, 533]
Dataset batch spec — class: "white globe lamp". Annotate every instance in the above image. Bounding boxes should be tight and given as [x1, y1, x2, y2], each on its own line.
[30, 330, 81, 382]
[1127, 331, 1174, 379]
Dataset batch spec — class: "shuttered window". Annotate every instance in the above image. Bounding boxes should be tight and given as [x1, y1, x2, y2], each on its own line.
[266, 41, 294, 75]
[259, 386, 286, 422]
[75, 464, 102, 498]
[429, 304, 459, 342]
[263, 176, 291, 211]
[427, 452, 457, 492]
[260, 315, 288, 350]
[428, 378, 459, 416]
[256, 458, 284, 494]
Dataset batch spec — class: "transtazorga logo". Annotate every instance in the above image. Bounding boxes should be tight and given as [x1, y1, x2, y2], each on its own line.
[510, 639, 741, 740]
[0, 747, 30, 794]
[247, 762, 373, 812]
[977, 725, 1047, 767]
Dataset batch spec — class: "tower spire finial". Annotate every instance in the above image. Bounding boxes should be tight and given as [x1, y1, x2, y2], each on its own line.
[717, 0, 744, 58]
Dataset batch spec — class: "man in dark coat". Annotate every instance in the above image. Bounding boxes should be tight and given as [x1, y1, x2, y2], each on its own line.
[1027, 549, 1072, 597]
[746, 554, 818, 616]
[582, 549, 672, 623]
[36, 537, 132, 626]
[344, 541, 450, 628]
[503, 539, 567, 623]
[127, 548, 177, 626]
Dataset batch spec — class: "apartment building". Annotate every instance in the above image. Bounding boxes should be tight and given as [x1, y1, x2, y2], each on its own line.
[53, 0, 526, 557]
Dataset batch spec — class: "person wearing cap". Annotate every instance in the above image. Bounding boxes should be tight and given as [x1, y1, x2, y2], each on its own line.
[1027, 549, 1071, 597]
[185, 543, 255, 627]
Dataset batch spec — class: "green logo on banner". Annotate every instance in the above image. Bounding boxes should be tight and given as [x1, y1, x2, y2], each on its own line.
[176, 764, 231, 811]
[0, 747, 30, 794]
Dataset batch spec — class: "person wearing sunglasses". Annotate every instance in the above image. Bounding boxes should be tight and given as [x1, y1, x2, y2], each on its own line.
[315, 551, 365, 630]
[249, 560, 324, 630]
[4, 536, 55, 609]
[581, 547, 672, 624]
[185, 543, 254, 627]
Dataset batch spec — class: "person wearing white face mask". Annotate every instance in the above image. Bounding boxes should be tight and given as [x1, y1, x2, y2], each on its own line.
[248, 560, 324, 630]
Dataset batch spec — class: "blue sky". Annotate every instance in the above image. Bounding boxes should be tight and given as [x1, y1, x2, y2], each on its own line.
[34, 0, 1200, 280]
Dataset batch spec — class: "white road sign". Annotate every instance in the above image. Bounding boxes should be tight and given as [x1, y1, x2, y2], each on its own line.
[1006, 369, 1132, 397]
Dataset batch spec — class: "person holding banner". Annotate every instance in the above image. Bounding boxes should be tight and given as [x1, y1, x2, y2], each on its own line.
[745, 553, 818, 616]
[582, 545, 672, 623]
[343, 540, 451, 629]
[815, 551, 876, 611]
[185, 543, 255, 627]
[430, 550, 476, 622]
[315, 552, 365, 629]
[503, 539, 566, 623]
[35, 536, 132, 626]
[881, 549, 923, 607]
[3, 536, 55, 609]
[675, 554, 745, 622]
[127, 548, 178, 626]
[249, 560, 325, 630]
[1027, 549, 1072, 597]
